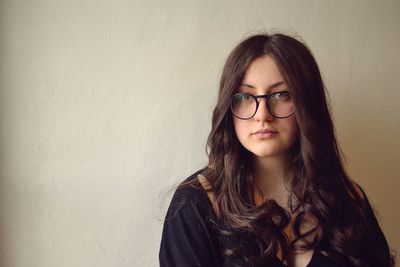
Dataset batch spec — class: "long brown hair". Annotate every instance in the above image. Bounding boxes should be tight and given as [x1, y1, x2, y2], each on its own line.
[199, 33, 394, 266]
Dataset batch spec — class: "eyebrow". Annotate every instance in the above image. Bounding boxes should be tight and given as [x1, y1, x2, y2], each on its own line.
[240, 81, 286, 90]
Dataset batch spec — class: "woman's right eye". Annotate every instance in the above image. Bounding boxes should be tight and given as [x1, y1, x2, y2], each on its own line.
[237, 93, 250, 100]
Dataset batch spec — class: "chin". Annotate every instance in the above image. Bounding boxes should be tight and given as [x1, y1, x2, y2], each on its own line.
[247, 146, 291, 159]
[249, 149, 281, 158]
[253, 152, 282, 159]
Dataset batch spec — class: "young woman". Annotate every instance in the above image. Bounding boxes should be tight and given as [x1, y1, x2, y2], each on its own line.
[159, 33, 394, 267]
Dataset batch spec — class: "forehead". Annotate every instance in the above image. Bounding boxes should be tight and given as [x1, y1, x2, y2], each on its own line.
[242, 55, 284, 85]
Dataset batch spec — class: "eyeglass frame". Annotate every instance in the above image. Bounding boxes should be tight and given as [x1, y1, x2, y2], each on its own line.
[230, 91, 296, 120]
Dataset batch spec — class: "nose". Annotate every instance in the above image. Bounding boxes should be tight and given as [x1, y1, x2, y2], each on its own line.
[253, 98, 274, 122]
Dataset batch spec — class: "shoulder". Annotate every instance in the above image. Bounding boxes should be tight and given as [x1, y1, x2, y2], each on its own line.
[349, 182, 394, 266]
[346, 180, 368, 207]
[160, 169, 223, 266]
[166, 169, 214, 221]
[351, 181, 366, 199]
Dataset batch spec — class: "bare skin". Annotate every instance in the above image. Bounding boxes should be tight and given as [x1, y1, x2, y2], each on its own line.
[252, 154, 292, 209]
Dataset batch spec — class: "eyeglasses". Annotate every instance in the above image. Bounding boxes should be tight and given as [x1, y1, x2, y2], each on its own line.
[230, 91, 296, 120]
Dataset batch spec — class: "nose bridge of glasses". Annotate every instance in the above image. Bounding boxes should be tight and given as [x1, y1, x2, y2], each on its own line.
[255, 95, 273, 115]
[255, 95, 270, 108]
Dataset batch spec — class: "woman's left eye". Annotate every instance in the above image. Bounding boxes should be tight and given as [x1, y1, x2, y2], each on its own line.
[275, 91, 290, 99]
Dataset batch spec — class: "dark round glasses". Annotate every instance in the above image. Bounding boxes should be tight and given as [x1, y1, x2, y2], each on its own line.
[230, 91, 296, 120]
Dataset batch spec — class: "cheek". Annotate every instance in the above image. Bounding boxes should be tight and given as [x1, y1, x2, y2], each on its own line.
[232, 118, 247, 142]
[285, 116, 299, 141]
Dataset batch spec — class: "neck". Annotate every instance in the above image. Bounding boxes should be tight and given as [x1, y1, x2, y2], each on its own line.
[252, 154, 292, 205]
[254, 153, 291, 187]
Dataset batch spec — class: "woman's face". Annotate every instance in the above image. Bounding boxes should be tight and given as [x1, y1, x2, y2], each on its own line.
[232, 55, 298, 160]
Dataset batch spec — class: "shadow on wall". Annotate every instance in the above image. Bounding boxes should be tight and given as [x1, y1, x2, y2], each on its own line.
[336, 81, 399, 262]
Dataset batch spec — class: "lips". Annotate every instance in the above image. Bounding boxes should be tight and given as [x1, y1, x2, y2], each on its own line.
[251, 128, 278, 139]
[253, 129, 278, 135]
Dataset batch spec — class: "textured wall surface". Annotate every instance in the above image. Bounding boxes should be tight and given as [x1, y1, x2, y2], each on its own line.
[0, 0, 399, 266]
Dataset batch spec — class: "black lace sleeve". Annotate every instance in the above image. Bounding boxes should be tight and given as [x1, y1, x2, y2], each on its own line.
[362, 191, 394, 267]
[159, 174, 222, 267]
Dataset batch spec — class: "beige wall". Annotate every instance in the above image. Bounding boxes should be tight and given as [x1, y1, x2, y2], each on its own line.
[0, 0, 398, 266]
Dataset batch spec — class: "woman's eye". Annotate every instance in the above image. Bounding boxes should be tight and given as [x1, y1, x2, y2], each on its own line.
[237, 93, 251, 100]
[275, 91, 290, 99]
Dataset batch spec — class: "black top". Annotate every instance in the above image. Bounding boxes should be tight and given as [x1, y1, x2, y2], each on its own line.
[159, 171, 391, 267]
